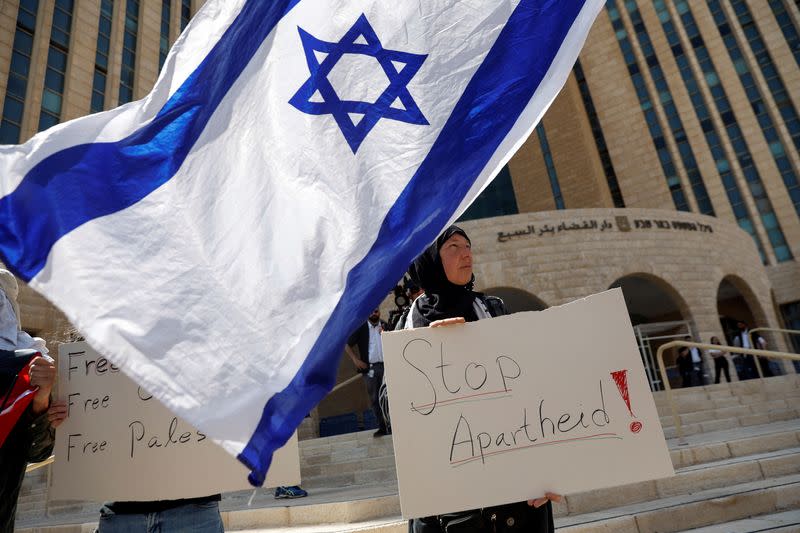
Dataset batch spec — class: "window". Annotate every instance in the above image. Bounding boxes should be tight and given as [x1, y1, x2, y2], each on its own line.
[181, 0, 191, 31]
[38, 0, 74, 131]
[0, 0, 39, 144]
[768, 0, 800, 68]
[458, 166, 519, 221]
[606, 0, 689, 212]
[159, 0, 171, 70]
[652, 0, 766, 262]
[91, 0, 114, 113]
[119, 0, 139, 104]
[574, 60, 625, 207]
[624, 1, 714, 216]
[536, 124, 564, 209]
[672, 0, 793, 263]
[717, 0, 800, 217]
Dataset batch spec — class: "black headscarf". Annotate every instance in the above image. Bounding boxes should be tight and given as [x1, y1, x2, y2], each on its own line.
[408, 225, 482, 326]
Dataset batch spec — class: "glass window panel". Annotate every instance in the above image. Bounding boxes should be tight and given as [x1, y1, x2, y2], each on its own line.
[20, 0, 39, 12]
[38, 112, 59, 131]
[91, 91, 105, 112]
[13, 30, 33, 55]
[770, 142, 785, 157]
[47, 48, 67, 71]
[2, 97, 24, 123]
[18, 11, 36, 32]
[44, 69, 64, 91]
[6, 74, 26, 99]
[774, 245, 792, 262]
[41, 90, 62, 114]
[93, 70, 107, 91]
[10, 52, 30, 77]
[119, 85, 133, 103]
[122, 48, 135, 67]
[124, 30, 136, 50]
[52, 9, 70, 32]
[98, 35, 110, 54]
[0, 120, 21, 144]
[50, 28, 69, 48]
[99, 17, 112, 36]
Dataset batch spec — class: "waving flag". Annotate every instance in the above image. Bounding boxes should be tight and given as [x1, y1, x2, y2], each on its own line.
[0, 0, 604, 484]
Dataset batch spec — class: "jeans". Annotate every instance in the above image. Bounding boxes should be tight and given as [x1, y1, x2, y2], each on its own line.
[98, 501, 224, 533]
[364, 363, 388, 432]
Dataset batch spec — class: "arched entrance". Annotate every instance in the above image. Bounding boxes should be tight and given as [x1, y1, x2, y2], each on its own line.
[609, 274, 695, 390]
[608, 274, 690, 326]
[716, 276, 778, 379]
[483, 287, 548, 313]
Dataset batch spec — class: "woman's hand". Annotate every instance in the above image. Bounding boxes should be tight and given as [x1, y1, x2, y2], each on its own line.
[47, 401, 68, 428]
[429, 317, 466, 328]
[528, 492, 562, 508]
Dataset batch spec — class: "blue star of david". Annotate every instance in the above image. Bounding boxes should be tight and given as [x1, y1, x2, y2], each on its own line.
[289, 14, 429, 153]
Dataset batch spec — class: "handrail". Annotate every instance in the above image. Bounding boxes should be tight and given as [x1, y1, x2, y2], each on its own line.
[25, 455, 54, 473]
[655, 340, 800, 444]
[748, 328, 800, 380]
[330, 373, 361, 394]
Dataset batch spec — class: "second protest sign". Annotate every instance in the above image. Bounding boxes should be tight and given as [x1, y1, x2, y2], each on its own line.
[382, 289, 674, 518]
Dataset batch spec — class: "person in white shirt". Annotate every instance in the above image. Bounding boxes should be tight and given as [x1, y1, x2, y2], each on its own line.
[689, 345, 705, 386]
[707, 336, 731, 384]
[346, 309, 391, 436]
[732, 321, 771, 379]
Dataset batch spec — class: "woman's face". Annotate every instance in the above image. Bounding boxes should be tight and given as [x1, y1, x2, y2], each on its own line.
[439, 233, 473, 286]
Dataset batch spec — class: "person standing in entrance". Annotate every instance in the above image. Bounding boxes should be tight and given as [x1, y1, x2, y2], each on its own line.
[732, 321, 771, 379]
[708, 336, 731, 384]
[689, 345, 704, 385]
[346, 309, 391, 436]
[676, 347, 694, 387]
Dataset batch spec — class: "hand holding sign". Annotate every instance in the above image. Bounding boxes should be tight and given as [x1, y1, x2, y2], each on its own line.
[382, 289, 673, 519]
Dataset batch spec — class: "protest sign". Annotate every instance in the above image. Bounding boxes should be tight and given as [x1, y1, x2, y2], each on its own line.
[50, 342, 300, 501]
[382, 289, 674, 518]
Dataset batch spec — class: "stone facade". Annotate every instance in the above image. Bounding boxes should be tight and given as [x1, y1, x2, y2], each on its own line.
[461, 208, 793, 375]
[0, 1, 797, 386]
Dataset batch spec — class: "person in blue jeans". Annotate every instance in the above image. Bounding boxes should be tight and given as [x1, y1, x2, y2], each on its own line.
[98, 495, 223, 533]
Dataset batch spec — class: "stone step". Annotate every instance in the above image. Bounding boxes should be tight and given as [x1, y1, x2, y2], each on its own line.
[20, 443, 799, 532]
[661, 407, 799, 439]
[655, 389, 800, 419]
[651, 375, 800, 408]
[657, 394, 800, 425]
[680, 508, 800, 532]
[670, 428, 800, 470]
[556, 473, 800, 532]
[561, 448, 800, 517]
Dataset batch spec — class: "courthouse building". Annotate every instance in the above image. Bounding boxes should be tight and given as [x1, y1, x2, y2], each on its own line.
[1, 0, 799, 412]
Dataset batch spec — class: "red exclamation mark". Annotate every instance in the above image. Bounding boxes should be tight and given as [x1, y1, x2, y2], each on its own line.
[611, 370, 642, 434]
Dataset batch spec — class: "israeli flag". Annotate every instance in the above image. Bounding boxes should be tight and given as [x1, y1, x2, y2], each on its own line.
[0, 0, 604, 483]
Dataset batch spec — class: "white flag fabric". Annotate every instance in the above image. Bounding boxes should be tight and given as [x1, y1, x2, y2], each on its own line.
[0, 0, 604, 484]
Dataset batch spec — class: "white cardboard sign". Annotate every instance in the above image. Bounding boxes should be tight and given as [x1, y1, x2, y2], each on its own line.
[382, 289, 674, 518]
[51, 341, 300, 501]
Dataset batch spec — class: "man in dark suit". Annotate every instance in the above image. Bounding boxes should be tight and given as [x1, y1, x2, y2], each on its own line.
[346, 309, 390, 437]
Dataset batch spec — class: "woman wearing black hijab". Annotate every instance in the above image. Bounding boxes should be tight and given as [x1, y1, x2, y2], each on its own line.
[404, 225, 559, 533]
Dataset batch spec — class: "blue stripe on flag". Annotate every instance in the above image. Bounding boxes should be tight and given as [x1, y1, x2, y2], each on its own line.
[0, 0, 301, 282]
[238, 0, 588, 485]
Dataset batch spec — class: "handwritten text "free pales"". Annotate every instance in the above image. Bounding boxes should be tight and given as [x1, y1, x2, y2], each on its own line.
[401, 339, 620, 467]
